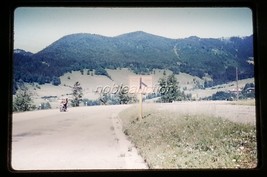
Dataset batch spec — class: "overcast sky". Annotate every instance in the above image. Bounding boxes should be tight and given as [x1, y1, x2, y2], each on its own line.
[14, 7, 253, 53]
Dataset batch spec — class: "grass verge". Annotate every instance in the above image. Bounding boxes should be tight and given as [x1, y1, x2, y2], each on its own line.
[229, 99, 255, 106]
[119, 105, 257, 169]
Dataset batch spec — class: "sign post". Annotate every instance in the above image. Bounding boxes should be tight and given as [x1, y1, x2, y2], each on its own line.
[129, 76, 153, 120]
[139, 92, 143, 120]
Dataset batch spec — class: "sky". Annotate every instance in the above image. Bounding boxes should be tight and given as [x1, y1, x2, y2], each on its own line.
[14, 7, 253, 53]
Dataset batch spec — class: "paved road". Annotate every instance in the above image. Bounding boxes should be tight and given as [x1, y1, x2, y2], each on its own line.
[11, 105, 148, 170]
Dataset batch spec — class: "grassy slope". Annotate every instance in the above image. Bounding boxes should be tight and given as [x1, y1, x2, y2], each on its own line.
[26, 68, 204, 108]
[186, 78, 254, 99]
[119, 105, 257, 169]
[25, 68, 254, 108]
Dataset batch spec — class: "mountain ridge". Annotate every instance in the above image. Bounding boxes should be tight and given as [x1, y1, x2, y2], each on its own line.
[13, 31, 254, 93]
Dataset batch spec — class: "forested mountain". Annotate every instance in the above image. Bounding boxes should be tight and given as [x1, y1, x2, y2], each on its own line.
[13, 31, 254, 91]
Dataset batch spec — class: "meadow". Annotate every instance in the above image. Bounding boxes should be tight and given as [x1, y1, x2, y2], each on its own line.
[119, 103, 257, 169]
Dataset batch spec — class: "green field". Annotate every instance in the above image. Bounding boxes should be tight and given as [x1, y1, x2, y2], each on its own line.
[119, 105, 257, 169]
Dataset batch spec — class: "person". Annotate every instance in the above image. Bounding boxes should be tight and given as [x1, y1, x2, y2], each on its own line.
[63, 98, 68, 110]
[60, 98, 68, 112]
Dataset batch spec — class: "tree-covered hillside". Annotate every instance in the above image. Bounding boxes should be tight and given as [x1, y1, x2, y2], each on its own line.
[174, 36, 254, 83]
[13, 31, 254, 93]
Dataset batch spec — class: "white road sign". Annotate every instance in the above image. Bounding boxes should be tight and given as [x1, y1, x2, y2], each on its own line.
[128, 76, 153, 94]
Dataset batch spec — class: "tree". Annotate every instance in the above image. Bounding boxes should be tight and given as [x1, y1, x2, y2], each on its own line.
[95, 66, 108, 76]
[115, 85, 132, 104]
[51, 76, 61, 86]
[71, 81, 83, 107]
[211, 91, 235, 100]
[80, 69, 84, 75]
[99, 93, 109, 105]
[158, 74, 181, 103]
[243, 83, 255, 91]
[13, 85, 36, 112]
[241, 83, 255, 98]
[118, 89, 130, 104]
[204, 80, 213, 88]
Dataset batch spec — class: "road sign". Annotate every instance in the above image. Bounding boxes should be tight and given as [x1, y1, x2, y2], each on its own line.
[128, 76, 153, 94]
[129, 75, 153, 120]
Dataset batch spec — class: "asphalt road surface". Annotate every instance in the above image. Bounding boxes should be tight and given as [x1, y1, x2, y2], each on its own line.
[11, 105, 148, 170]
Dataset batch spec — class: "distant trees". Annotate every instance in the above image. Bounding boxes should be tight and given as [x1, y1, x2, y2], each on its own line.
[209, 91, 235, 101]
[158, 74, 192, 102]
[158, 74, 182, 102]
[204, 80, 214, 88]
[51, 76, 61, 86]
[117, 85, 132, 104]
[169, 66, 180, 74]
[95, 84, 137, 105]
[99, 93, 110, 105]
[13, 52, 111, 91]
[241, 83, 255, 98]
[80, 69, 84, 75]
[225, 66, 237, 81]
[82, 98, 101, 106]
[94, 66, 108, 76]
[71, 81, 83, 107]
[13, 85, 36, 112]
[205, 83, 255, 101]
[38, 102, 52, 110]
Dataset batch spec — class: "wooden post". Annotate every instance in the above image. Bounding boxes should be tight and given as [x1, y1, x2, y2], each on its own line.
[128, 76, 152, 120]
[139, 77, 144, 120]
[139, 92, 143, 120]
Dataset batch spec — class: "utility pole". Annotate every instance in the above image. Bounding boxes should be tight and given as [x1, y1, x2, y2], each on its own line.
[236, 67, 239, 101]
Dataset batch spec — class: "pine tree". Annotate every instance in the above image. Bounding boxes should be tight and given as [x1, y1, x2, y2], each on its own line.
[80, 69, 84, 75]
[158, 74, 181, 103]
[52, 76, 61, 86]
[71, 81, 83, 107]
[116, 85, 130, 104]
[13, 85, 36, 112]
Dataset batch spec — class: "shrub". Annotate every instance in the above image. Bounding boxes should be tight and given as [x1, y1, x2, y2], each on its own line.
[13, 86, 36, 112]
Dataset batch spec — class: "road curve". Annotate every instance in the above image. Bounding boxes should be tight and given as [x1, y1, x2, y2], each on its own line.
[11, 105, 148, 170]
